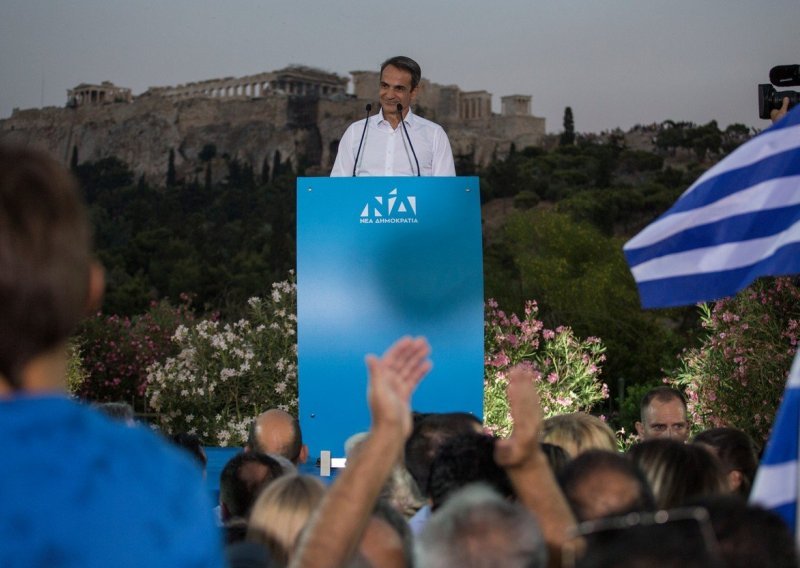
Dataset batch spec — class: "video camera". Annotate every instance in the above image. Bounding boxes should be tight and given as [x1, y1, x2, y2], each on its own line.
[759, 65, 800, 120]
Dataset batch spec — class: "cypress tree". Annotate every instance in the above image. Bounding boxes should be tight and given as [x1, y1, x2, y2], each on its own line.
[560, 107, 575, 146]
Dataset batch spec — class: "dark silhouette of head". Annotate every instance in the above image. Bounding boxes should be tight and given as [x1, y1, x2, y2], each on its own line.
[628, 439, 727, 509]
[219, 452, 284, 521]
[404, 412, 483, 498]
[560, 449, 655, 521]
[427, 432, 513, 511]
[693, 427, 759, 498]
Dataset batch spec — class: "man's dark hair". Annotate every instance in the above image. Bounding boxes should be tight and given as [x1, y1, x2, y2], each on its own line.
[639, 386, 687, 418]
[693, 427, 759, 498]
[404, 412, 483, 497]
[0, 144, 92, 389]
[577, 516, 726, 568]
[427, 432, 514, 511]
[380, 56, 422, 90]
[219, 452, 283, 520]
[95, 402, 135, 423]
[171, 432, 208, 469]
[559, 449, 655, 521]
[689, 495, 799, 568]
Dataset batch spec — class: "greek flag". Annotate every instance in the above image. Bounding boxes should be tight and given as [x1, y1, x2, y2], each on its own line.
[624, 106, 800, 309]
[750, 350, 800, 538]
[624, 107, 800, 538]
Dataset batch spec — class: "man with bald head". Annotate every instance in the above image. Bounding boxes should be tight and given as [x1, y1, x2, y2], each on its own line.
[248, 409, 309, 465]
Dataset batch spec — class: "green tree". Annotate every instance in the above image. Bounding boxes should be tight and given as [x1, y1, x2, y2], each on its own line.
[166, 148, 176, 187]
[498, 209, 683, 395]
[560, 106, 575, 146]
[70, 145, 79, 171]
[199, 143, 217, 189]
[75, 156, 134, 201]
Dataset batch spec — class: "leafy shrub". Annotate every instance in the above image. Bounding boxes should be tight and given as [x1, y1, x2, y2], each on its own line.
[484, 298, 608, 436]
[66, 340, 88, 395]
[668, 278, 800, 444]
[147, 275, 297, 446]
[76, 298, 194, 411]
[513, 190, 540, 210]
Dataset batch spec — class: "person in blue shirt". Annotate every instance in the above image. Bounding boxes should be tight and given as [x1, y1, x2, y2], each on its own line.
[0, 144, 223, 568]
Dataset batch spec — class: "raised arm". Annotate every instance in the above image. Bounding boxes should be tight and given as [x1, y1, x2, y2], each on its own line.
[290, 336, 431, 568]
[494, 364, 581, 565]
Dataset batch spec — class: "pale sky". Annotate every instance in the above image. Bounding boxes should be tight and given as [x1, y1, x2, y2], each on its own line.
[1, 1, 797, 133]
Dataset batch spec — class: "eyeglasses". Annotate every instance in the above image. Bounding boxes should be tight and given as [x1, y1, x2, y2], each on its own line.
[560, 507, 723, 568]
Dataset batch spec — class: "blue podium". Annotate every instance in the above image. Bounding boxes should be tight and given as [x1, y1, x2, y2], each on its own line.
[296, 177, 484, 459]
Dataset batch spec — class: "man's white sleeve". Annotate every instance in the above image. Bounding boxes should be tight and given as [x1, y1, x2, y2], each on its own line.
[330, 123, 356, 177]
[432, 127, 456, 176]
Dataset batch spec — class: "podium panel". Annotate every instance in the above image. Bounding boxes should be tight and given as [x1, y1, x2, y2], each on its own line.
[296, 176, 484, 458]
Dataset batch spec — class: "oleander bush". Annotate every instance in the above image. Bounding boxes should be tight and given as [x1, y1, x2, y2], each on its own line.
[146, 275, 298, 446]
[483, 298, 609, 437]
[668, 277, 800, 444]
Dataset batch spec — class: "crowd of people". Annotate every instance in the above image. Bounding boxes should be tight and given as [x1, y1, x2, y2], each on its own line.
[202, 356, 798, 568]
[2, 137, 799, 568]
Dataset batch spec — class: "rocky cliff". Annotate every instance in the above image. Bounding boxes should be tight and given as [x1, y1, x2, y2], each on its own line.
[0, 93, 544, 183]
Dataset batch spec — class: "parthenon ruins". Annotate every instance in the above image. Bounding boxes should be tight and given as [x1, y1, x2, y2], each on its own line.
[64, 65, 543, 128]
[139, 66, 349, 100]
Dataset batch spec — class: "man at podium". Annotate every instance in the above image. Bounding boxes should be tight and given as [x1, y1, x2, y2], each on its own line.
[331, 56, 455, 177]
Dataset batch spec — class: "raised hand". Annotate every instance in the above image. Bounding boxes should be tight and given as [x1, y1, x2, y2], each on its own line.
[494, 364, 544, 469]
[365, 335, 432, 438]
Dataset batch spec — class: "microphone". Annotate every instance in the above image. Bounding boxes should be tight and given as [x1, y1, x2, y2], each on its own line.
[352, 103, 372, 177]
[397, 103, 420, 176]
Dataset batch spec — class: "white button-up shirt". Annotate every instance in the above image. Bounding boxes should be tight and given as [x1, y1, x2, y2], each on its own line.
[330, 108, 456, 177]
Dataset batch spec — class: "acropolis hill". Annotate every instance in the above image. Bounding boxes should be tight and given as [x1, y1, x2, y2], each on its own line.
[0, 66, 545, 184]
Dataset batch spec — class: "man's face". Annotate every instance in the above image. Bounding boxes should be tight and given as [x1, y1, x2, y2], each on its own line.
[379, 64, 417, 119]
[636, 398, 689, 442]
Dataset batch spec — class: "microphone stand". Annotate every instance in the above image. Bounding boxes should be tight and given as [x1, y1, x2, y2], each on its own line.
[396, 103, 421, 177]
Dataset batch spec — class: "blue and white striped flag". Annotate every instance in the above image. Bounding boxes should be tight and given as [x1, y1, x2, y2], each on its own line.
[624, 107, 800, 538]
[624, 106, 800, 309]
[750, 349, 800, 538]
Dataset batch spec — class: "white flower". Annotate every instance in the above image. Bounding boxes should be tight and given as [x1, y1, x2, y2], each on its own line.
[210, 334, 227, 351]
[275, 380, 288, 394]
[174, 325, 188, 342]
[272, 289, 281, 302]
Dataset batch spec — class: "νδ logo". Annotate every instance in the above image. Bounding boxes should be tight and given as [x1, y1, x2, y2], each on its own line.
[360, 188, 418, 224]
